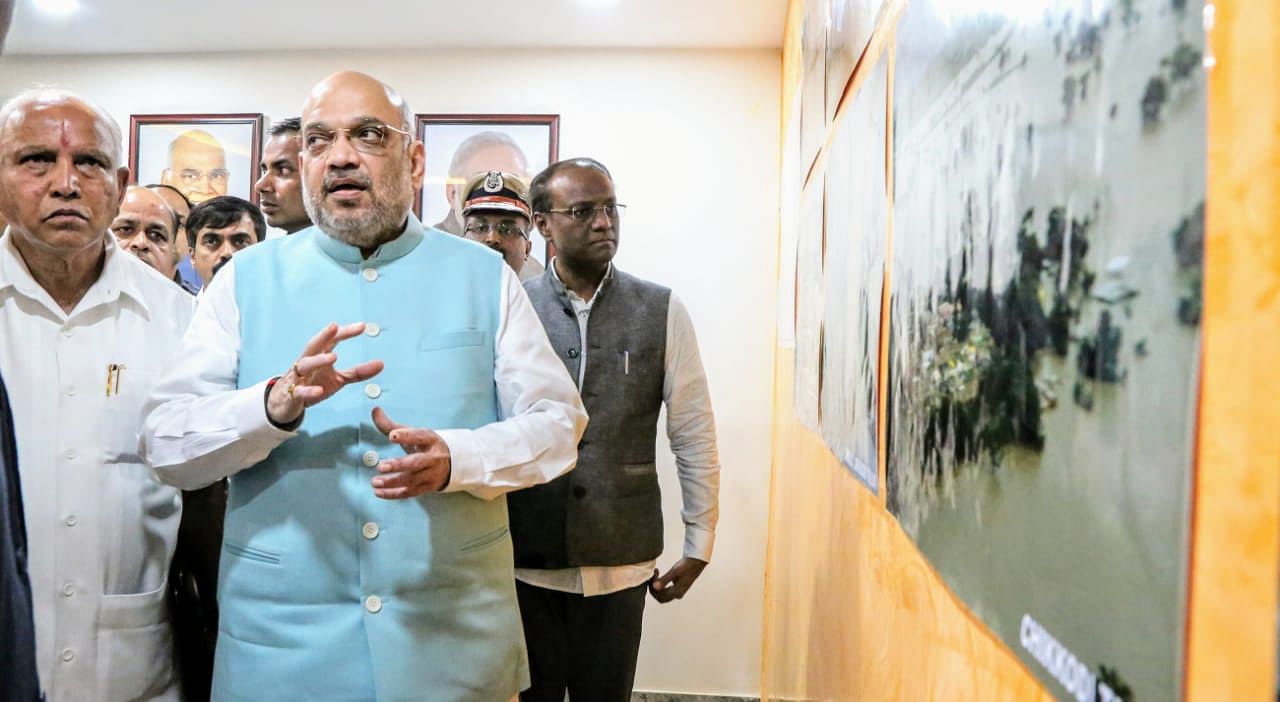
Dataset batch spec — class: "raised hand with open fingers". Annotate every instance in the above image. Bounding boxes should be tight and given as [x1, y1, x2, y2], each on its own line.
[266, 321, 385, 426]
[369, 406, 452, 499]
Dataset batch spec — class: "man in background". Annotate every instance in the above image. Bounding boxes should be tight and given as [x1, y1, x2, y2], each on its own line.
[460, 170, 533, 276]
[110, 185, 197, 294]
[147, 183, 202, 290]
[514, 158, 722, 701]
[0, 88, 194, 700]
[434, 131, 545, 280]
[185, 195, 265, 286]
[256, 117, 311, 234]
[162, 130, 229, 204]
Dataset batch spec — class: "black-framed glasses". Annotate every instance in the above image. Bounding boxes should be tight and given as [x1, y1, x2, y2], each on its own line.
[301, 122, 413, 157]
[464, 222, 528, 240]
[542, 203, 626, 223]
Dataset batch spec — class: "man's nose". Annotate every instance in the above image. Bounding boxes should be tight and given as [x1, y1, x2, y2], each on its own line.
[50, 156, 81, 199]
[255, 172, 272, 194]
[325, 132, 360, 169]
[589, 208, 613, 230]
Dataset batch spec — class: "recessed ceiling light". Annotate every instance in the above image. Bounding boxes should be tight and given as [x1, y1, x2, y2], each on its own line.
[33, 0, 80, 17]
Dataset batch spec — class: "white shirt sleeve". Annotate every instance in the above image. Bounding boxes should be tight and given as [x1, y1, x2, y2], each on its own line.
[438, 265, 588, 500]
[140, 262, 297, 490]
[662, 293, 722, 562]
[142, 262, 587, 498]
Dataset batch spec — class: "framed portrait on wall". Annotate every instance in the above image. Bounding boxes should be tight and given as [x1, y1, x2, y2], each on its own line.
[128, 114, 264, 205]
[414, 113, 560, 267]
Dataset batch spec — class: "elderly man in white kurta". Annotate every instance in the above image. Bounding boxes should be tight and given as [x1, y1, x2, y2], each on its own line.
[0, 90, 194, 699]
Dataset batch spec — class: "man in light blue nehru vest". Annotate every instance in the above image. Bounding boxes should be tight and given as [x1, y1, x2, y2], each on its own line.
[141, 71, 587, 701]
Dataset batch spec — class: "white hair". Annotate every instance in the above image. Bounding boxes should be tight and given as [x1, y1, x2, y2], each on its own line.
[0, 87, 124, 167]
[447, 130, 528, 178]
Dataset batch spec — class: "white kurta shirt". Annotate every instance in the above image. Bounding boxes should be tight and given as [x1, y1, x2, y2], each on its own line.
[0, 233, 194, 701]
[515, 263, 722, 597]
[140, 258, 587, 500]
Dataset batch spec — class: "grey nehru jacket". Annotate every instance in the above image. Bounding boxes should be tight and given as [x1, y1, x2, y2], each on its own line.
[512, 266, 671, 568]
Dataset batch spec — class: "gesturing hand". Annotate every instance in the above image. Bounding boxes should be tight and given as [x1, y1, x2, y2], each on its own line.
[369, 407, 452, 500]
[648, 558, 708, 603]
[266, 322, 384, 426]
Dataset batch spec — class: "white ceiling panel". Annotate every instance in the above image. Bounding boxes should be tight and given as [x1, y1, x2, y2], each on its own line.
[7, 0, 788, 54]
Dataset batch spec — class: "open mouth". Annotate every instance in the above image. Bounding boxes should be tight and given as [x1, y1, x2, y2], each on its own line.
[325, 177, 370, 197]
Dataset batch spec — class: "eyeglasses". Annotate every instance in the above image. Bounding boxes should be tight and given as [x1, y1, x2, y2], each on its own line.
[542, 203, 626, 223]
[178, 168, 230, 185]
[301, 122, 413, 157]
[464, 222, 528, 240]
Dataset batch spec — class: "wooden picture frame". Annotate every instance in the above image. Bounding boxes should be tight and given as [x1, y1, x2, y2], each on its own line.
[415, 113, 560, 266]
[128, 113, 265, 205]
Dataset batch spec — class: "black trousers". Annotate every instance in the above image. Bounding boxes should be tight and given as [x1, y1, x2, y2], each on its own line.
[516, 580, 647, 702]
[168, 479, 228, 702]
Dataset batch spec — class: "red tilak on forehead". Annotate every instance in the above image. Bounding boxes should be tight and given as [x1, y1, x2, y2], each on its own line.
[59, 119, 72, 149]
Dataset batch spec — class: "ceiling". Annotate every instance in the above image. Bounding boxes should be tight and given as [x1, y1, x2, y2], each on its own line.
[6, 0, 787, 55]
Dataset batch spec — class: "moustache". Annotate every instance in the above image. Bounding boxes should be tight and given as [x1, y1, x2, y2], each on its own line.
[323, 170, 372, 193]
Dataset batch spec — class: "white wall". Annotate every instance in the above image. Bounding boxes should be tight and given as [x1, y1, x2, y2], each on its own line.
[0, 47, 780, 696]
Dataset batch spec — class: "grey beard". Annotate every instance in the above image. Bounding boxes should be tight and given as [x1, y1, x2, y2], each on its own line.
[303, 180, 412, 249]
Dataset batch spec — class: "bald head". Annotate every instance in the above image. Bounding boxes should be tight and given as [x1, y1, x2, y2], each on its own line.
[162, 130, 228, 204]
[0, 89, 130, 274]
[302, 71, 412, 133]
[0, 89, 123, 167]
[298, 71, 424, 251]
[121, 185, 179, 233]
[111, 186, 181, 279]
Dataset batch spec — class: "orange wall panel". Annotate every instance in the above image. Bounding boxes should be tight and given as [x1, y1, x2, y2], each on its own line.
[1185, 0, 1280, 698]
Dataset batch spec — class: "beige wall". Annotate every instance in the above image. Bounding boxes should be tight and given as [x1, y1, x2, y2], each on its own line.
[0, 47, 780, 696]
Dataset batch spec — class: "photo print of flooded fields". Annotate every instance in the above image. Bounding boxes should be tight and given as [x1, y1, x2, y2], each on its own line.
[822, 50, 888, 492]
[888, 0, 1205, 698]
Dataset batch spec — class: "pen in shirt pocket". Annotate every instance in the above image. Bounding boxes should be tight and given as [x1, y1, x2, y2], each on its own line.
[105, 363, 126, 397]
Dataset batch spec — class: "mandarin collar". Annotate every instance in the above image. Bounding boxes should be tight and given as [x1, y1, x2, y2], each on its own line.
[310, 214, 426, 265]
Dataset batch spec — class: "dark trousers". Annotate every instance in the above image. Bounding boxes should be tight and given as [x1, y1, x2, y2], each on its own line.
[516, 580, 647, 702]
[168, 479, 228, 702]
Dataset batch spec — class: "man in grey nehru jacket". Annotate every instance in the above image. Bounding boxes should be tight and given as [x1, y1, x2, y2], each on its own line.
[514, 157, 722, 701]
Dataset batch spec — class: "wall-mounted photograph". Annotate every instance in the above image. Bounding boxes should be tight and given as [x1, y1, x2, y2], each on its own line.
[129, 113, 264, 204]
[415, 114, 559, 268]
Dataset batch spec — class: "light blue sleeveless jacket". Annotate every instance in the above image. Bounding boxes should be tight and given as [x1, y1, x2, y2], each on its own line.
[214, 217, 528, 701]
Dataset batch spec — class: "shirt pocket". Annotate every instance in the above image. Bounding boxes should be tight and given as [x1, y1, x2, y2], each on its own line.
[97, 579, 175, 700]
[101, 368, 158, 464]
[413, 330, 493, 405]
[419, 329, 486, 351]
